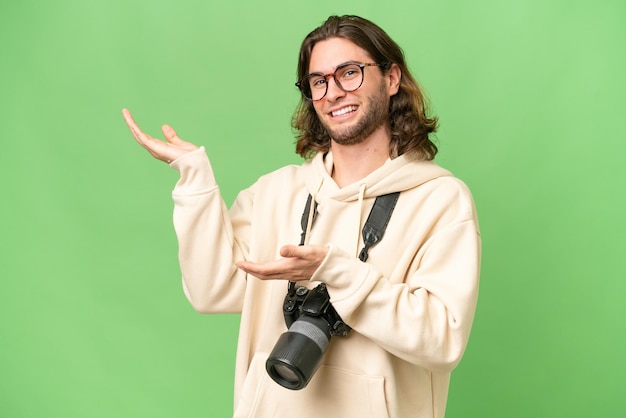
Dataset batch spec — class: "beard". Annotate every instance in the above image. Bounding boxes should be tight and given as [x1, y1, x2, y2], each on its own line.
[321, 82, 390, 146]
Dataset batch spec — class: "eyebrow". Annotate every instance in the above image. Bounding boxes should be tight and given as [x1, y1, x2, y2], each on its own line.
[307, 61, 360, 76]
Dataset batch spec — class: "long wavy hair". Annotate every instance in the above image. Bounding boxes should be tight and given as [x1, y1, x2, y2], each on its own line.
[292, 15, 438, 160]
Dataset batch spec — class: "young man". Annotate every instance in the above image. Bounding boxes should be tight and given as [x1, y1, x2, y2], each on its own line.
[124, 15, 480, 418]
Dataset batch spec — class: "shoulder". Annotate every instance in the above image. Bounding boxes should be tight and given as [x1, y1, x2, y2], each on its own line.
[254, 164, 302, 186]
[243, 164, 306, 200]
[427, 174, 474, 202]
[402, 173, 478, 223]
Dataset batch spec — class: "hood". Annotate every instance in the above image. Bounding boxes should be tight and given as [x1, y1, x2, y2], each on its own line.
[297, 151, 452, 254]
[301, 151, 452, 202]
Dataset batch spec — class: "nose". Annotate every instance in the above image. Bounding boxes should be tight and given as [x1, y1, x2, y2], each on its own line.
[324, 76, 346, 101]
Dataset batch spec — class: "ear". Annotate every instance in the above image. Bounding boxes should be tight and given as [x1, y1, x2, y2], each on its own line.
[386, 63, 401, 96]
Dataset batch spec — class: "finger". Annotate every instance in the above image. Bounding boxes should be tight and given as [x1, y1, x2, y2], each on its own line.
[122, 108, 134, 124]
[236, 260, 281, 277]
[123, 109, 188, 165]
[280, 245, 304, 258]
[122, 108, 154, 146]
[236, 262, 272, 280]
[122, 109, 171, 157]
[280, 245, 328, 261]
[162, 124, 182, 144]
[236, 259, 302, 281]
[122, 108, 144, 136]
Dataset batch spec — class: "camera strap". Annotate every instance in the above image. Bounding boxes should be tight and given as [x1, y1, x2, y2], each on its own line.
[298, 192, 400, 261]
[358, 192, 400, 262]
[288, 191, 399, 296]
[299, 194, 318, 246]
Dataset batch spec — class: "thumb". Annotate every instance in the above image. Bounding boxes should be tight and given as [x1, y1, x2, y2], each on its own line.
[280, 245, 302, 258]
[162, 124, 181, 143]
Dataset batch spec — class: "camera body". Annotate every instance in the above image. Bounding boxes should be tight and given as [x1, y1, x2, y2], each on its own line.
[266, 283, 350, 390]
[282, 283, 350, 337]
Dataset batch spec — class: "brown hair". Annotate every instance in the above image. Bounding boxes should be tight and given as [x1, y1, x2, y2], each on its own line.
[292, 15, 438, 160]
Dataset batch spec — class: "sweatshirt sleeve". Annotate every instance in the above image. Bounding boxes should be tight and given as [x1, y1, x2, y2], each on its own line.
[170, 147, 251, 313]
[311, 217, 481, 373]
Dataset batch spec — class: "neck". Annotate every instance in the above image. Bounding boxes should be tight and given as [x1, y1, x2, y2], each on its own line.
[330, 127, 391, 188]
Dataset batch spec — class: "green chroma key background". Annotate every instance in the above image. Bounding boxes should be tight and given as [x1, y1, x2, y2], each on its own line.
[1, 0, 624, 416]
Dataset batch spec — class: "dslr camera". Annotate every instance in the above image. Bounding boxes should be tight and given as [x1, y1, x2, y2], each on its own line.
[266, 283, 350, 390]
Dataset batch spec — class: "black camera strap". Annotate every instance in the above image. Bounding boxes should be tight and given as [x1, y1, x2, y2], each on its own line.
[358, 192, 400, 262]
[288, 191, 400, 295]
[299, 194, 318, 246]
[299, 192, 400, 259]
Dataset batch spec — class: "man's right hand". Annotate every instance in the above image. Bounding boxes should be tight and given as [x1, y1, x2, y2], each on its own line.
[122, 108, 199, 164]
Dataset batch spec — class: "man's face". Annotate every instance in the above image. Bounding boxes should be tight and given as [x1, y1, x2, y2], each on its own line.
[307, 37, 398, 146]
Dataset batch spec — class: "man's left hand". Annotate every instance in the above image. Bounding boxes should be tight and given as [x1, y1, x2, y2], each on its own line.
[236, 245, 328, 281]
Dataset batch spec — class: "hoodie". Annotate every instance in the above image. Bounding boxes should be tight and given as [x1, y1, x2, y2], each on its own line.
[170, 147, 481, 418]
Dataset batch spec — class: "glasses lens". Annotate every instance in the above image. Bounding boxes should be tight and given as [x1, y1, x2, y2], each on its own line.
[298, 64, 366, 101]
[304, 74, 327, 101]
[335, 64, 363, 92]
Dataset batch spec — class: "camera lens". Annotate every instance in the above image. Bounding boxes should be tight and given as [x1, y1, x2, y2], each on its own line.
[270, 363, 300, 384]
[266, 315, 331, 390]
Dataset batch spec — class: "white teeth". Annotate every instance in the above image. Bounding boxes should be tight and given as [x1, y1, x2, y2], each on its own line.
[331, 106, 357, 117]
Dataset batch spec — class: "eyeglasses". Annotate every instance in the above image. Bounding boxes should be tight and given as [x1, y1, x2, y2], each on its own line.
[296, 62, 385, 101]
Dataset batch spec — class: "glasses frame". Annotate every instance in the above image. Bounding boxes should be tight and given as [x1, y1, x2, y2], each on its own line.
[296, 62, 385, 101]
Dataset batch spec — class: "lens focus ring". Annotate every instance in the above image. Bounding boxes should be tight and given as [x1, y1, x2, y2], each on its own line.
[288, 316, 330, 352]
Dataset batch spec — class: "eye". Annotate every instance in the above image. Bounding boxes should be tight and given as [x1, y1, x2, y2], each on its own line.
[337, 65, 361, 80]
[308, 75, 327, 89]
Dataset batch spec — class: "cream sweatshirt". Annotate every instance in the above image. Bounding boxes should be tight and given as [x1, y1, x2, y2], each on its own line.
[170, 147, 480, 418]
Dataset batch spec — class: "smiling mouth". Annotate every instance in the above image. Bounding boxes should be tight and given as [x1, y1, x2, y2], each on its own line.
[330, 105, 358, 117]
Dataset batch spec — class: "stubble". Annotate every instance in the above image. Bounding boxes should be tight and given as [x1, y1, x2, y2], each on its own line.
[321, 82, 390, 146]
